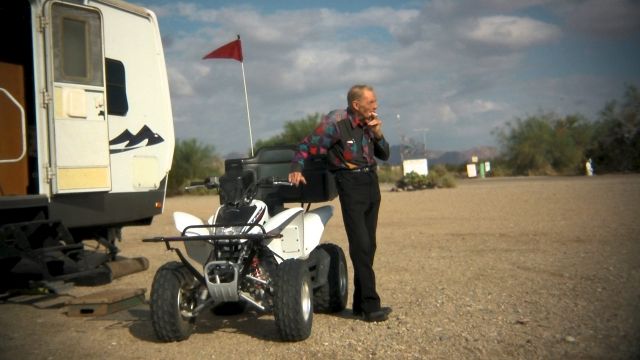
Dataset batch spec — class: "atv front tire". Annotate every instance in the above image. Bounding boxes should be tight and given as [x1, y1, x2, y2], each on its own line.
[150, 261, 198, 342]
[273, 259, 313, 341]
[313, 243, 348, 313]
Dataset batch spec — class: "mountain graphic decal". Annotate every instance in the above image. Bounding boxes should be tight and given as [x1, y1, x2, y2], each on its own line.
[109, 125, 165, 154]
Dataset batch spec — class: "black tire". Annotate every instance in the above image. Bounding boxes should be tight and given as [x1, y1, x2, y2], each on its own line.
[313, 243, 348, 313]
[150, 261, 198, 342]
[211, 301, 247, 316]
[273, 259, 313, 341]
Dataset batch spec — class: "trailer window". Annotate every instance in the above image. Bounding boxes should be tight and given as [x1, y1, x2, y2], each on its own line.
[105, 58, 128, 116]
[51, 3, 103, 86]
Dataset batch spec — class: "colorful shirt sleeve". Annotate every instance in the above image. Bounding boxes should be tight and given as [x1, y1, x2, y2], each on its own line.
[291, 114, 338, 172]
[373, 135, 390, 161]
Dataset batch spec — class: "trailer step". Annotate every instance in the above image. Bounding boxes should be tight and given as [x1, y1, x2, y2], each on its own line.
[105, 257, 149, 280]
[66, 288, 145, 317]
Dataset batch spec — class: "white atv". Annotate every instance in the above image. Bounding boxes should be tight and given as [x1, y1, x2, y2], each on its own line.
[144, 146, 347, 342]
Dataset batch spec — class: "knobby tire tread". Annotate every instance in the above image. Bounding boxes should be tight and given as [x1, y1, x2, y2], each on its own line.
[313, 243, 348, 313]
[150, 261, 196, 342]
[273, 259, 312, 341]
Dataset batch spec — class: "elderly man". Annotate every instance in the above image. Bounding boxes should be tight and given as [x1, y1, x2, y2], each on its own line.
[288, 84, 391, 322]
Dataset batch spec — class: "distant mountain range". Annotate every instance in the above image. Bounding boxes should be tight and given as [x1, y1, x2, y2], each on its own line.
[385, 145, 499, 165]
[223, 145, 499, 165]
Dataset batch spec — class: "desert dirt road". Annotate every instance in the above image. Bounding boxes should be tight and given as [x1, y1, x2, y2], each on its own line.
[1, 175, 639, 359]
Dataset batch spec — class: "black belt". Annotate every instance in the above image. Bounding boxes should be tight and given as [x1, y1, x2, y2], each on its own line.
[335, 165, 376, 173]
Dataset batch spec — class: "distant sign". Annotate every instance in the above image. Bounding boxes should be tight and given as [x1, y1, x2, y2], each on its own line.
[403, 158, 428, 176]
[466, 164, 477, 178]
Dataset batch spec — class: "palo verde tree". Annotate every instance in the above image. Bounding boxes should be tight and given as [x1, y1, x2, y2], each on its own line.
[493, 113, 593, 175]
[168, 138, 222, 195]
[254, 113, 322, 150]
[587, 84, 640, 172]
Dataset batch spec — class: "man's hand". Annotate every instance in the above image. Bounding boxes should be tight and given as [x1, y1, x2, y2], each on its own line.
[288, 171, 307, 186]
[367, 113, 383, 139]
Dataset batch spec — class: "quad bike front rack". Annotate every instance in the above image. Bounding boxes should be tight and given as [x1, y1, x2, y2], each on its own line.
[143, 222, 282, 287]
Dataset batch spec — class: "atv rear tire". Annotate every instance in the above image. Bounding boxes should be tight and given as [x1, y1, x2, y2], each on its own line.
[150, 261, 198, 342]
[273, 259, 313, 341]
[313, 243, 348, 313]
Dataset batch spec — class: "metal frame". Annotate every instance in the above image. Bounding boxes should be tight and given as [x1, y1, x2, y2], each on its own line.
[143, 222, 282, 286]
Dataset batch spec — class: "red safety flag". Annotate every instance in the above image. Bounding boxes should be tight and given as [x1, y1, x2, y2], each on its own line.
[202, 37, 243, 62]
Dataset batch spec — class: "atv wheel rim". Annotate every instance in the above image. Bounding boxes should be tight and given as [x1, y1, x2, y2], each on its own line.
[178, 286, 196, 318]
[339, 261, 347, 297]
[301, 281, 311, 321]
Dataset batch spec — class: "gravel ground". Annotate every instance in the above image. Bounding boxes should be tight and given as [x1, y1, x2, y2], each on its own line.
[1, 175, 639, 359]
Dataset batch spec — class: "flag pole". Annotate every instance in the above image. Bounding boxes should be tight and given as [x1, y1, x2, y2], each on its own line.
[238, 35, 254, 156]
[241, 60, 254, 157]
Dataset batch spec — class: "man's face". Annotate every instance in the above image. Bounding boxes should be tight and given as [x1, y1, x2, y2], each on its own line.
[353, 89, 378, 122]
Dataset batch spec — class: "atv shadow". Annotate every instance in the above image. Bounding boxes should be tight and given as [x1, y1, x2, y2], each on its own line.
[128, 307, 282, 342]
[1, 291, 72, 309]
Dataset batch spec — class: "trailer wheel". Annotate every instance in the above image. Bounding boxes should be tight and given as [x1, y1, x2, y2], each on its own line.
[273, 259, 313, 341]
[150, 261, 198, 342]
[313, 243, 348, 313]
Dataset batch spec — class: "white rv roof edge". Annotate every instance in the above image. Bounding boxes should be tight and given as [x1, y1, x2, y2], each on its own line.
[92, 0, 151, 18]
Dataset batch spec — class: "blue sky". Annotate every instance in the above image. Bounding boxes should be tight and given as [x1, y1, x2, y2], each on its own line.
[139, 0, 640, 155]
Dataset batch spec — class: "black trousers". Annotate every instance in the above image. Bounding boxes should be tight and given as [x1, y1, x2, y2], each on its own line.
[335, 170, 381, 313]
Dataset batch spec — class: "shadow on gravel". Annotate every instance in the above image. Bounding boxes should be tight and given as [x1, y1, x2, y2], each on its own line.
[330, 308, 361, 320]
[127, 308, 284, 343]
[1, 292, 72, 309]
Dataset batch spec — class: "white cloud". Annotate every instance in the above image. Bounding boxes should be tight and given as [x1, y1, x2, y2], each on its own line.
[463, 99, 503, 114]
[463, 15, 561, 49]
[437, 104, 457, 123]
[143, 1, 638, 155]
[167, 68, 194, 96]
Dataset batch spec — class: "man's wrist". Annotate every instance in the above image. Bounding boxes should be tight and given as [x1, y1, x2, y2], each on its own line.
[290, 162, 303, 173]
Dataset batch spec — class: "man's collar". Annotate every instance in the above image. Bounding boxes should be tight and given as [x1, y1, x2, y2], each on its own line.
[347, 108, 366, 128]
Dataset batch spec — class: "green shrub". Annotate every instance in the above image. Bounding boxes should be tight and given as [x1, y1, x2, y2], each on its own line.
[396, 165, 457, 190]
[377, 164, 403, 183]
[439, 173, 457, 188]
[168, 138, 222, 196]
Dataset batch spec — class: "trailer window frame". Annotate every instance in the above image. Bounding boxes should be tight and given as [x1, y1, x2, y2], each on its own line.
[51, 3, 103, 87]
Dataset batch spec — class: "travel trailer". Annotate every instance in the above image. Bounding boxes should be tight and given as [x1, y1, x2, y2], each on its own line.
[0, 0, 174, 288]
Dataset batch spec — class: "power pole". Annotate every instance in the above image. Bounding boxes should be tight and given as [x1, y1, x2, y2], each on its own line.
[413, 128, 429, 158]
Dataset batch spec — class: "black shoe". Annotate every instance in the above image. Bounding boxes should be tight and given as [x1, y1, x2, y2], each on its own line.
[353, 306, 392, 317]
[363, 309, 389, 322]
[354, 306, 392, 321]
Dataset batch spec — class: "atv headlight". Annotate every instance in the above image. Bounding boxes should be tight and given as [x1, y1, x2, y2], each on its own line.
[215, 226, 243, 236]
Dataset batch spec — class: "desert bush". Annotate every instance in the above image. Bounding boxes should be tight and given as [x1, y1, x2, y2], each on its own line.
[396, 165, 456, 190]
[377, 164, 403, 183]
[168, 138, 222, 196]
[493, 113, 592, 175]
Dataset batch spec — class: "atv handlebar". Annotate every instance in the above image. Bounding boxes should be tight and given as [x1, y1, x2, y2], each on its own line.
[264, 177, 293, 187]
[184, 176, 219, 190]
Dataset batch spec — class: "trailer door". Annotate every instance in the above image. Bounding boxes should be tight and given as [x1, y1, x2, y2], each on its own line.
[45, 2, 111, 193]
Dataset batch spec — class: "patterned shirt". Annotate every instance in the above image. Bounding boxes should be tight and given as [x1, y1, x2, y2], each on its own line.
[291, 108, 390, 172]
